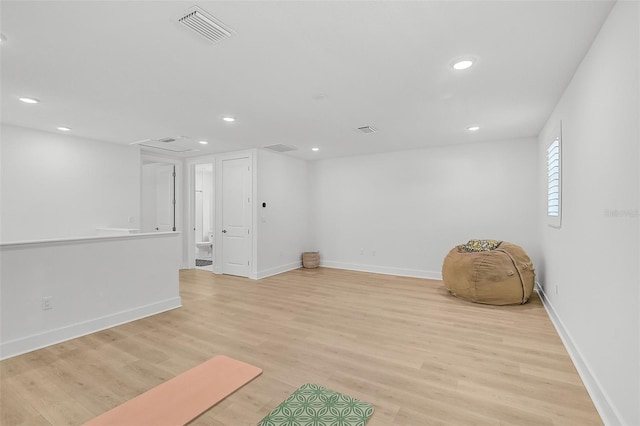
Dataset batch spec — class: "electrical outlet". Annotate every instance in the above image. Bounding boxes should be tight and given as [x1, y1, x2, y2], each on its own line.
[372, 250, 376, 256]
[42, 296, 53, 310]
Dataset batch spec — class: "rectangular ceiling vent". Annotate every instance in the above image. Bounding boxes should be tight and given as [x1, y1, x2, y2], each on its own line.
[264, 144, 298, 153]
[178, 6, 233, 44]
[357, 126, 377, 134]
[129, 136, 197, 153]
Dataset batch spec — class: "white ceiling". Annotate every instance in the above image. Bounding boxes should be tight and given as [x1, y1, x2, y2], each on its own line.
[1, 1, 614, 160]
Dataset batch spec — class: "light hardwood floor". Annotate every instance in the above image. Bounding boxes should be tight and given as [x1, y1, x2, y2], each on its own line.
[1, 268, 602, 425]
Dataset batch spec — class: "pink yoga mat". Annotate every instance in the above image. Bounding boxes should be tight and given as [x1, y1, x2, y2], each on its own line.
[83, 355, 262, 426]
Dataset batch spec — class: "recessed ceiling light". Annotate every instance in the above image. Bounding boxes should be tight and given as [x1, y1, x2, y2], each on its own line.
[222, 116, 236, 122]
[452, 59, 474, 70]
[467, 126, 480, 131]
[199, 140, 208, 145]
[311, 147, 319, 152]
[57, 126, 71, 131]
[18, 97, 40, 104]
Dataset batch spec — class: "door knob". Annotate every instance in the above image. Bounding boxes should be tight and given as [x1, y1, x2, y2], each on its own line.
[222, 229, 227, 233]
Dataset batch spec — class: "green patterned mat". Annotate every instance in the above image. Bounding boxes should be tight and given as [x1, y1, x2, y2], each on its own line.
[258, 383, 374, 426]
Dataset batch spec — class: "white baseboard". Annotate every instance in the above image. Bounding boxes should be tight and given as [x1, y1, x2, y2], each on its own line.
[535, 282, 624, 426]
[321, 260, 442, 280]
[256, 261, 302, 279]
[0, 297, 182, 360]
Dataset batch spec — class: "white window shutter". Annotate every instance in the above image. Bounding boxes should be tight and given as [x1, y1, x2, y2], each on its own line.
[546, 123, 562, 228]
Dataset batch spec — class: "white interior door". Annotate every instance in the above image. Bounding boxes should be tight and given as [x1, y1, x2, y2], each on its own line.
[221, 157, 252, 277]
[155, 164, 175, 231]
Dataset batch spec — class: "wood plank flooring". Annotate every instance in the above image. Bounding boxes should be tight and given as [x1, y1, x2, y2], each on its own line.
[0, 268, 602, 425]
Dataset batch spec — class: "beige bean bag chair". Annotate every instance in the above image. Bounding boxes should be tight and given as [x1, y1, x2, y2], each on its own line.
[442, 240, 535, 305]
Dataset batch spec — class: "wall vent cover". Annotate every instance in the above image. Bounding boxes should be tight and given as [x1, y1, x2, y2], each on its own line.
[178, 6, 233, 44]
[357, 126, 377, 134]
[264, 144, 298, 153]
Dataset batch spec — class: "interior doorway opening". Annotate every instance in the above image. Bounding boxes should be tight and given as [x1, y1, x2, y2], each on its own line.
[141, 161, 176, 233]
[194, 163, 214, 271]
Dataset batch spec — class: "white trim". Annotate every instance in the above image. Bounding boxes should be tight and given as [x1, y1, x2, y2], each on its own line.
[257, 261, 302, 279]
[0, 297, 182, 360]
[535, 282, 622, 426]
[0, 231, 179, 249]
[251, 152, 259, 280]
[321, 260, 442, 280]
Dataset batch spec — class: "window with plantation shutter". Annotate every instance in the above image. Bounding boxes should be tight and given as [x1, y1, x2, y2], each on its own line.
[546, 124, 562, 228]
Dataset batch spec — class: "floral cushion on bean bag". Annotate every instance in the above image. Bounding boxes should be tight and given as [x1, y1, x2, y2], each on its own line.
[460, 239, 503, 252]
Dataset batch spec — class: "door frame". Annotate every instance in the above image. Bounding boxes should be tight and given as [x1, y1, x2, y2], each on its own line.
[216, 150, 257, 278]
[186, 155, 215, 272]
[140, 154, 183, 234]
[140, 153, 184, 264]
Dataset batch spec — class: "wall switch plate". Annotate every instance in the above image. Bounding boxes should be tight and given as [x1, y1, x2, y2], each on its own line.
[42, 296, 53, 310]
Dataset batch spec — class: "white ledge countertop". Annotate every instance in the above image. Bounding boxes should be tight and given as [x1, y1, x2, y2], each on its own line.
[0, 231, 180, 249]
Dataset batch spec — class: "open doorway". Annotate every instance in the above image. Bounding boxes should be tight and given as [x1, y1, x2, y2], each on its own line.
[187, 153, 254, 277]
[193, 163, 214, 271]
[141, 161, 176, 233]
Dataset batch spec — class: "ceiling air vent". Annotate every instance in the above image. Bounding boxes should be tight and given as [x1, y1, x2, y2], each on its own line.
[357, 126, 377, 134]
[264, 144, 298, 153]
[178, 6, 233, 44]
[129, 136, 198, 153]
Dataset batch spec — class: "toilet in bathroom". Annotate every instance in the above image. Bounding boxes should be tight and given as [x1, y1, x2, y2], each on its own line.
[196, 232, 214, 259]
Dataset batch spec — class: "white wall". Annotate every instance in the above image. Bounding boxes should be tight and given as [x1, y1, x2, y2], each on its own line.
[256, 149, 310, 278]
[141, 163, 158, 233]
[537, 2, 639, 425]
[0, 125, 141, 242]
[0, 233, 182, 359]
[309, 138, 540, 278]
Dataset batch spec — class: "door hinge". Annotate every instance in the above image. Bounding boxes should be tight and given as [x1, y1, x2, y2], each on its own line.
[247, 261, 250, 266]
